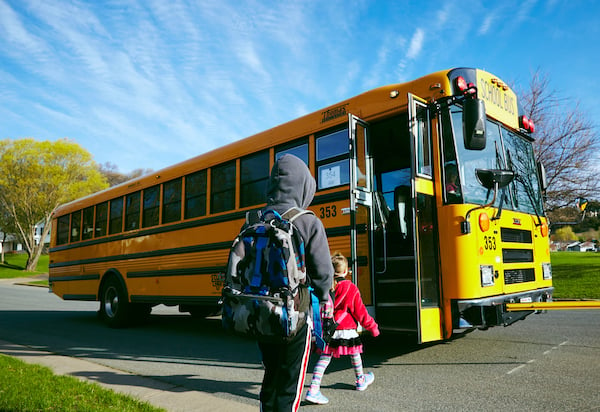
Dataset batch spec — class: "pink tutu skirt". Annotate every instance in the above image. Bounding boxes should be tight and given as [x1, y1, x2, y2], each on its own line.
[321, 329, 363, 358]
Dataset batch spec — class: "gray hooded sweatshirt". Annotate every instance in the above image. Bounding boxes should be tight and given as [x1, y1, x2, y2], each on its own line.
[265, 154, 333, 302]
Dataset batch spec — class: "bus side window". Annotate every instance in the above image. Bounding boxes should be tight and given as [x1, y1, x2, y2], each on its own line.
[142, 185, 160, 228]
[56, 215, 70, 245]
[95, 202, 108, 237]
[109, 197, 124, 234]
[185, 170, 207, 219]
[70, 210, 81, 242]
[275, 140, 309, 166]
[240, 150, 269, 208]
[316, 129, 349, 190]
[82, 206, 94, 240]
[211, 161, 236, 214]
[162, 178, 182, 224]
[125, 191, 141, 231]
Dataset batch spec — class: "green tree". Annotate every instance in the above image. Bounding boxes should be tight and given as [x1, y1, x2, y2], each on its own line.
[552, 226, 578, 242]
[0, 138, 108, 271]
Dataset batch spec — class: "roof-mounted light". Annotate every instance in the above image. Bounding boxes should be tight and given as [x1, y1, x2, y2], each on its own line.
[520, 115, 535, 133]
[455, 76, 468, 92]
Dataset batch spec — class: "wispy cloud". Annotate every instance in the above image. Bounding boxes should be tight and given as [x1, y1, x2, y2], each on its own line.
[406, 28, 425, 60]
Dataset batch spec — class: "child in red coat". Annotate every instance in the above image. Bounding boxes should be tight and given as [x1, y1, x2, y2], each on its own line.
[306, 252, 380, 405]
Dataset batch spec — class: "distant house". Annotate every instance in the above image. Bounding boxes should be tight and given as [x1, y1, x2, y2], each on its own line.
[0, 231, 21, 254]
[566, 242, 581, 252]
[579, 241, 597, 252]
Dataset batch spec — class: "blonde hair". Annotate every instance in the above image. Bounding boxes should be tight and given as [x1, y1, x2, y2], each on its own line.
[331, 252, 348, 278]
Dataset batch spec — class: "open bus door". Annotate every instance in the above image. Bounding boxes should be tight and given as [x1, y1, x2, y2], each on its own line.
[409, 93, 443, 343]
[348, 114, 374, 307]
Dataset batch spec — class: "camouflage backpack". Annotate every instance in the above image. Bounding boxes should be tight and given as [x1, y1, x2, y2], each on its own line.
[221, 207, 313, 342]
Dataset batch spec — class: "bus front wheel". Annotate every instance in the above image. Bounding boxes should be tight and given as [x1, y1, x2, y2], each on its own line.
[99, 276, 131, 328]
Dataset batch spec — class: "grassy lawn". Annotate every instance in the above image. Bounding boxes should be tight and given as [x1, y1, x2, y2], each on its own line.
[550, 251, 600, 300]
[0, 354, 165, 412]
[0, 253, 49, 278]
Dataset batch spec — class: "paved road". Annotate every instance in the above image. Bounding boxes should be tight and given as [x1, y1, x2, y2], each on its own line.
[1, 278, 599, 411]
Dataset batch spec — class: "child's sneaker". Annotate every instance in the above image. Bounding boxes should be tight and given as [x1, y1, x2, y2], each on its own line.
[306, 389, 329, 404]
[356, 372, 375, 391]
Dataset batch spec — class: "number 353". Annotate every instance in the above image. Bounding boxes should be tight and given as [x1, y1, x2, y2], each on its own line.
[484, 235, 497, 250]
[319, 205, 337, 219]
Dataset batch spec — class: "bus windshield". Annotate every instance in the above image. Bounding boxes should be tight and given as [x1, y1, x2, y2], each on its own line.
[444, 105, 544, 215]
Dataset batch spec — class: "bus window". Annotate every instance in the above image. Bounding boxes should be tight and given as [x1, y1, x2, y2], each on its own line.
[162, 178, 182, 224]
[109, 197, 124, 235]
[125, 191, 141, 231]
[142, 185, 160, 228]
[82, 206, 94, 240]
[211, 161, 236, 214]
[185, 170, 207, 219]
[95, 202, 108, 237]
[70, 210, 81, 242]
[316, 129, 349, 190]
[276, 140, 309, 166]
[56, 215, 70, 245]
[240, 150, 269, 208]
[415, 105, 432, 177]
[441, 110, 462, 204]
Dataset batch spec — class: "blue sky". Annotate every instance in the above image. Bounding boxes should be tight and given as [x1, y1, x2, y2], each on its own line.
[1, 0, 598, 174]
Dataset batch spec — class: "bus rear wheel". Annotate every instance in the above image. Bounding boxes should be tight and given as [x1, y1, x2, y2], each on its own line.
[99, 276, 131, 328]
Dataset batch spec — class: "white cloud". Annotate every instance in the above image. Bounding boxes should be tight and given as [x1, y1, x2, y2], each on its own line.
[406, 28, 425, 60]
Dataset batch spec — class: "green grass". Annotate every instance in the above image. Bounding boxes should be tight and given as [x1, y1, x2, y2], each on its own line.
[0, 354, 165, 412]
[0, 253, 49, 278]
[550, 251, 600, 300]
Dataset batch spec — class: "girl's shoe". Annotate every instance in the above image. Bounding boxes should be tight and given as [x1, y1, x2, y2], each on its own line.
[356, 372, 375, 391]
[306, 390, 329, 404]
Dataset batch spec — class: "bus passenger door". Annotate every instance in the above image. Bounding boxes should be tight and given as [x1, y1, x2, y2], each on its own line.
[409, 94, 443, 343]
[348, 114, 374, 307]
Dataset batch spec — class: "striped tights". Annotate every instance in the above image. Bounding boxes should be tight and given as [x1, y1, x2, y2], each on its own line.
[309, 353, 364, 392]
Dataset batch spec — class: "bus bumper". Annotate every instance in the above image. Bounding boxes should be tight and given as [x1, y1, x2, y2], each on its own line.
[454, 287, 554, 331]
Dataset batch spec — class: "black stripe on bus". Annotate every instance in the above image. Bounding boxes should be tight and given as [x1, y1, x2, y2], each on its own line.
[63, 294, 97, 301]
[127, 267, 226, 278]
[50, 274, 100, 282]
[50, 192, 350, 253]
[49, 241, 233, 269]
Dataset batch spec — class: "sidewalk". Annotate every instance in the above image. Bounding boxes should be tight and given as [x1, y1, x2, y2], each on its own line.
[0, 339, 249, 412]
[0, 276, 251, 412]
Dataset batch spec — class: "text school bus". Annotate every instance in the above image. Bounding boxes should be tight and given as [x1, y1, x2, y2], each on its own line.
[50, 68, 554, 343]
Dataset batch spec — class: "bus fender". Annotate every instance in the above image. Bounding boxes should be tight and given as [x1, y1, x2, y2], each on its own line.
[99, 269, 128, 300]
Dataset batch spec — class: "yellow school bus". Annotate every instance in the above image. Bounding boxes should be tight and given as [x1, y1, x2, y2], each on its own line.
[49, 67, 554, 342]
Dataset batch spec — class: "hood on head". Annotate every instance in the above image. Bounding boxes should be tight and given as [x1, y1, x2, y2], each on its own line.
[267, 154, 315, 209]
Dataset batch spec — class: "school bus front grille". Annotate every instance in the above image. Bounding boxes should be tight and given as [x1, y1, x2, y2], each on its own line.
[501, 228, 532, 243]
[504, 268, 535, 284]
[502, 248, 533, 263]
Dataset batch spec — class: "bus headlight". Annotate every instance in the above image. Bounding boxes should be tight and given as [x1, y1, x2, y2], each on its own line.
[480, 265, 495, 287]
[542, 262, 552, 280]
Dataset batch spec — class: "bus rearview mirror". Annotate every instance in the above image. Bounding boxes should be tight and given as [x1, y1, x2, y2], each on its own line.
[463, 98, 486, 150]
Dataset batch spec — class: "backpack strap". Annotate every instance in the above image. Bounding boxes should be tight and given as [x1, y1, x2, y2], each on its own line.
[282, 206, 314, 223]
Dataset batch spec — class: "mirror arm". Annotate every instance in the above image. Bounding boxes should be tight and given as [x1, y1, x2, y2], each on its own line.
[461, 182, 498, 234]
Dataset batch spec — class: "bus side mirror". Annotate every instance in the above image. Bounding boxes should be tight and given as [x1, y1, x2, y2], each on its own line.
[463, 98, 486, 150]
[537, 161, 548, 191]
[475, 169, 515, 190]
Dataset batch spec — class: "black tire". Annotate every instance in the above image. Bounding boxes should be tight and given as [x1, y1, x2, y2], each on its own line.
[99, 276, 131, 328]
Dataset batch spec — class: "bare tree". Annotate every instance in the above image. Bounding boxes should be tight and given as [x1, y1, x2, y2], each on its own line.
[518, 69, 600, 218]
[98, 162, 153, 187]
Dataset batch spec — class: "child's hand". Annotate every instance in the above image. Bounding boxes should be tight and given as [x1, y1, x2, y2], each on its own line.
[371, 326, 380, 337]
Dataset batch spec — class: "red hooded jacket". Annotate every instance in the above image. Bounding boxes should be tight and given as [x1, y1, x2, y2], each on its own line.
[333, 279, 380, 337]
